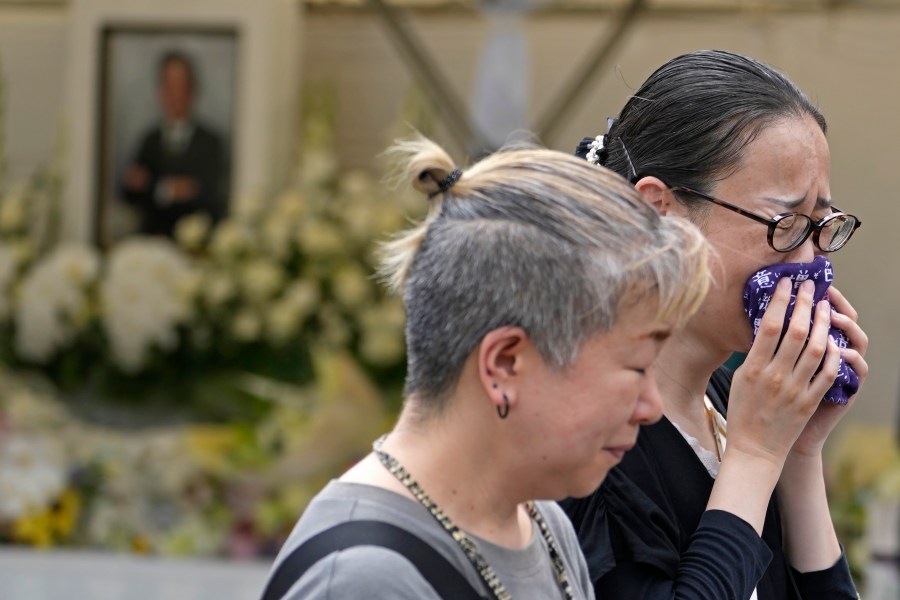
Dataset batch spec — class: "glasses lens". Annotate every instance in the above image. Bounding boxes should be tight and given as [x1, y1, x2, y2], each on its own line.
[772, 214, 813, 251]
[820, 214, 859, 251]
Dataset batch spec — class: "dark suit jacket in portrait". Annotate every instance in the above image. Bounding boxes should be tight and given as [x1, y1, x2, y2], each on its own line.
[121, 121, 229, 238]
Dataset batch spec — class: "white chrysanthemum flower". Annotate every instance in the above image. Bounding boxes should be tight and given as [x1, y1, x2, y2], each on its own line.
[209, 221, 253, 261]
[100, 237, 196, 373]
[264, 280, 319, 346]
[360, 328, 405, 365]
[239, 259, 285, 304]
[319, 304, 350, 347]
[265, 301, 297, 345]
[265, 293, 314, 345]
[260, 215, 295, 261]
[358, 300, 406, 365]
[232, 308, 262, 342]
[3, 387, 69, 431]
[175, 269, 203, 309]
[282, 280, 320, 316]
[339, 201, 378, 243]
[297, 220, 343, 256]
[360, 299, 405, 332]
[272, 190, 306, 222]
[202, 270, 237, 309]
[60, 246, 101, 287]
[14, 244, 100, 362]
[0, 435, 67, 520]
[331, 264, 371, 309]
[174, 213, 211, 251]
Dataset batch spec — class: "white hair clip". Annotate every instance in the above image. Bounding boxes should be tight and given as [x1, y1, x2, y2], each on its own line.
[585, 134, 606, 165]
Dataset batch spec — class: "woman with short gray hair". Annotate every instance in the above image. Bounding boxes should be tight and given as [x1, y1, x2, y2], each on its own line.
[261, 136, 710, 599]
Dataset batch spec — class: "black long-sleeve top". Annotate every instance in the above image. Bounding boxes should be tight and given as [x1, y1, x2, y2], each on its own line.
[560, 367, 858, 599]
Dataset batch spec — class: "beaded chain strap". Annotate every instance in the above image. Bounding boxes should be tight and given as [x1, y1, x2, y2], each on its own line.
[372, 436, 576, 600]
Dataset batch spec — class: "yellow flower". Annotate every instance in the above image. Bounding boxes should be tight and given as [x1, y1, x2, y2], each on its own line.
[131, 535, 153, 555]
[184, 425, 241, 475]
[12, 507, 53, 547]
[49, 488, 81, 538]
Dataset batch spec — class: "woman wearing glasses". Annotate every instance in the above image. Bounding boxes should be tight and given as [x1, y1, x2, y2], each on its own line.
[563, 50, 867, 599]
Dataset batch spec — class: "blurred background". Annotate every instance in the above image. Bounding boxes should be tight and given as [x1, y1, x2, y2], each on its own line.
[0, 0, 898, 598]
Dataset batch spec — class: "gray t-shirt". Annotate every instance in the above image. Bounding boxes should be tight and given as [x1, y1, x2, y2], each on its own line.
[264, 480, 595, 599]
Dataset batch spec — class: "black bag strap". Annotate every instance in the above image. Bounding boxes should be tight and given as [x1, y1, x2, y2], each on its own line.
[260, 519, 488, 600]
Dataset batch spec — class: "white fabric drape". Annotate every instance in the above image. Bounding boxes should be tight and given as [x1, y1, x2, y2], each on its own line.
[470, 1, 532, 152]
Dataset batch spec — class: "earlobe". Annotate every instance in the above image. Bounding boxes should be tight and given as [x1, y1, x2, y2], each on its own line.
[478, 327, 528, 413]
[634, 176, 673, 216]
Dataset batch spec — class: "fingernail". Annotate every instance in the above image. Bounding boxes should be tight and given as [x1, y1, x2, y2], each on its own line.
[818, 299, 830, 312]
[777, 277, 791, 291]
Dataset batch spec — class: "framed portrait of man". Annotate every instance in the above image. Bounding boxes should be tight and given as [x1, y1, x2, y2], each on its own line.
[65, 0, 302, 246]
[95, 27, 237, 247]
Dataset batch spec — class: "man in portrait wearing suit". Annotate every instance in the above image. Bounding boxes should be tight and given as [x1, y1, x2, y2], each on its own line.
[121, 50, 228, 238]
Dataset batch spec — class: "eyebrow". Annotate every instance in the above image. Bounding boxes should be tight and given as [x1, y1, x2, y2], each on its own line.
[764, 196, 833, 211]
[648, 329, 672, 343]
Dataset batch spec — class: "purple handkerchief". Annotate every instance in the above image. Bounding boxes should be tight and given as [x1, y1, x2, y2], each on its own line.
[742, 255, 858, 405]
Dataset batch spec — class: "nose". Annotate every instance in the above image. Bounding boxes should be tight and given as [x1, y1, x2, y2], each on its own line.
[787, 233, 817, 263]
[633, 367, 664, 425]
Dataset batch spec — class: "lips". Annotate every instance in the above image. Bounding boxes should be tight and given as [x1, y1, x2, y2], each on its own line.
[604, 443, 635, 461]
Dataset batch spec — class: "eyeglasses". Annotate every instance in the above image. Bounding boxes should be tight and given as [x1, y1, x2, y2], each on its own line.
[669, 186, 861, 253]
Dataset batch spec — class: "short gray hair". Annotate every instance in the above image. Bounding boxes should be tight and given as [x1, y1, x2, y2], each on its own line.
[380, 136, 710, 417]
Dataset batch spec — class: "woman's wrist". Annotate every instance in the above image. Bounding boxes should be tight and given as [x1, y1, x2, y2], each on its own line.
[782, 446, 825, 474]
[776, 450, 842, 572]
[708, 447, 783, 535]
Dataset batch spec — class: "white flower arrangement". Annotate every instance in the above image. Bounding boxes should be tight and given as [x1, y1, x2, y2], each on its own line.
[239, 259, 285, 304]
[0, 79, 438, 559]
[0, 80, 419, 399]
[14, 244, 100, 363]
[0, 434, 66, 520]
[99, 238, 197, 373]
